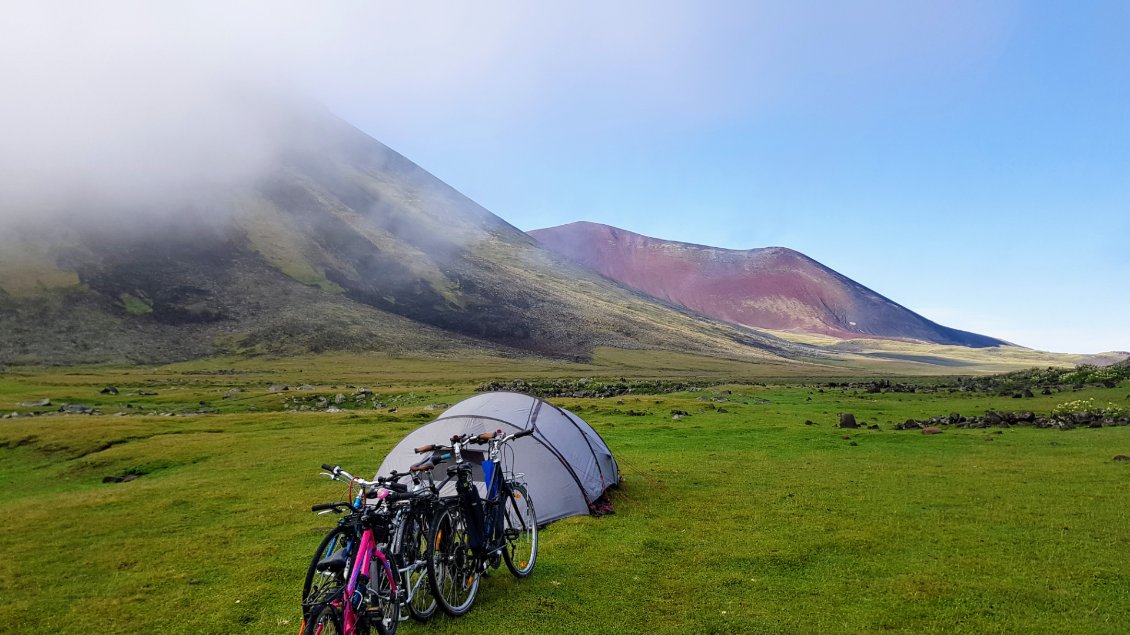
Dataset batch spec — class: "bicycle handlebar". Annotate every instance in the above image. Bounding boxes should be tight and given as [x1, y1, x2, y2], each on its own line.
[311, 501, 356, 513]
[319, 464, 375, 489]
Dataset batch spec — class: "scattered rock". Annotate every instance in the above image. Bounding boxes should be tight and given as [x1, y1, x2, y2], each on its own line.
[268, 384, 290, 392]
[423, 403, 450, 412]
[1114, 455, 1130, 462]
[388, 407, 398, 413]
[297, 384, 315, 391]
[100, 386, 119, 395]
[59, 403, 95, 415]
[138, 390, 158, 396]
[334, 393, 346, 405]
[838, 413, 859, 429]
[326, 406, 342, 413]
[867, 424, 880, 430]
[803, 419, 816, 426]
[670, 409, 689, 417]
[1023, 388, 1035, 398]
[17, 398, 51, 408]
[900, 408, 1130, 432]
[922, 427, 943, 435]
[102, 474, 141, 484]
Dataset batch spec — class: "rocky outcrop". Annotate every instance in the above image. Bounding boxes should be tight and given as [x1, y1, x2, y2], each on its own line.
[895, 410, 1130, 431]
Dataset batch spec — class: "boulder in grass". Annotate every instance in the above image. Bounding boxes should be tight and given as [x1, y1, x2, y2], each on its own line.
[18, 398, 51, 408]
[922, 427, 943, 435]
[1114, 455, 1130, 462]
[838, 413, 859, 429]
[60, 403, 94, 414]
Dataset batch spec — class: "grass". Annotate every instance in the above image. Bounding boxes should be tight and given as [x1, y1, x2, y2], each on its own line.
[2, 359, 1129, 634]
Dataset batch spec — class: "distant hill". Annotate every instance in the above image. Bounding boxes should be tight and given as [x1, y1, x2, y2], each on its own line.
[529, 221, 1007, 348]
[0, 110, 801, 365]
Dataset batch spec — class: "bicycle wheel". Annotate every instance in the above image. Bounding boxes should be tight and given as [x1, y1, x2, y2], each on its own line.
[302, 525, 354, 614]
[304, 603, 344, 635]
[392, 508, 437, 622]
[502, 483, 537, 578]
[425, 505, 480, 616]
[368, 554, 400, 635]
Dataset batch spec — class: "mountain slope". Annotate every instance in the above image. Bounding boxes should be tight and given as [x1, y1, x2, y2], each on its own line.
[529, 221, 1006, 348]
[0, 110, 805, 365]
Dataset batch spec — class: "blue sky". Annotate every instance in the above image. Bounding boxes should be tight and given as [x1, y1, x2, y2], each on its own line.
[326, 2, 1128, 354]
[4, 2, 1126, 353]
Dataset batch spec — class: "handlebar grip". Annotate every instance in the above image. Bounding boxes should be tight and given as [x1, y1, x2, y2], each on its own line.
[414, 444, 435, 454]
[476, 431, 498, 441]
[311, 503, 343, 512]
[321, 464, 336, 472]
[410, 462, 434, 472]
[513, 429, 534, 439]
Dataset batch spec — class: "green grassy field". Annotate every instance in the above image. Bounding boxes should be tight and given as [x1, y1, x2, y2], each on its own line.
[2, 355, 1128, 634]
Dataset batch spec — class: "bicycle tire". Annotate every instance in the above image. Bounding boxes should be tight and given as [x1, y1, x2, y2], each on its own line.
[368, 553, 400, 635]
[502, 483, 538, 578]
[425, 504, 480, 616]
[304, 603, 344, 635]
[392, 508, 437, 622]
[302, 525, 354, 615]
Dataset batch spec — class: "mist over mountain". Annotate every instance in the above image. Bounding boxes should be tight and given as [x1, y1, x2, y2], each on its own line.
[0, 109, 809, 365]
[530, 221, 1007, 348]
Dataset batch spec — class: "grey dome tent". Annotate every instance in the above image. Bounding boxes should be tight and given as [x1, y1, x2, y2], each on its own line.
[377, 392, 619, 524]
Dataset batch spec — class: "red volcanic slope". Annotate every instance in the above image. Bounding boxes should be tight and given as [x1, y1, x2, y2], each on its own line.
[529, 222, 1005, 348]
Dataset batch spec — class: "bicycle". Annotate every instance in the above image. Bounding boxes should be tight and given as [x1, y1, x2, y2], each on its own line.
[300, 464, 412, 635]
[383, 456, 452, 623]
[415, 429, 539, 616]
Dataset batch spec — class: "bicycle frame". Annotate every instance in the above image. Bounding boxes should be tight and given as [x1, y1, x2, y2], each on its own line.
[337, 522, 396, 635]
[443, 432, 527, 560]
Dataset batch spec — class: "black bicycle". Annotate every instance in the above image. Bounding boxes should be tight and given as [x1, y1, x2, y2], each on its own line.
[415, 429, 538, 616]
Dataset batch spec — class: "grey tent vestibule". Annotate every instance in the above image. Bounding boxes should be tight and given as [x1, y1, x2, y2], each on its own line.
[377, 391, 619, 524]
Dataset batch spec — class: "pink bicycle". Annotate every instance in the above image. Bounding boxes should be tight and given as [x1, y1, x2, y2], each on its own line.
[301, 464, 408, 635]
